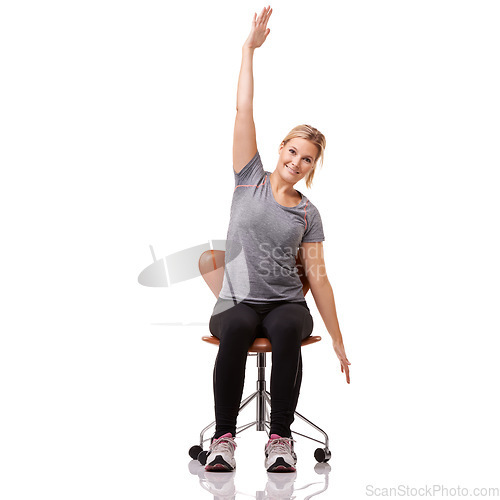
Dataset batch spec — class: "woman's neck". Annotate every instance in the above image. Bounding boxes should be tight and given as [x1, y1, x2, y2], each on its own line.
[269, 170, 298, 197]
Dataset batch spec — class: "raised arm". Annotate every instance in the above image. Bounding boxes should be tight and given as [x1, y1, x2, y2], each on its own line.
[233, 6, 272, 174]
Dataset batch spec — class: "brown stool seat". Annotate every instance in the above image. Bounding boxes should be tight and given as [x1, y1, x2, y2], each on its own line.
[201, 335, 322, 353]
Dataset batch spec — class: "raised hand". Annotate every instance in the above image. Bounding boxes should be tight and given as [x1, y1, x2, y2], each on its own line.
[244, 6, 272, 49]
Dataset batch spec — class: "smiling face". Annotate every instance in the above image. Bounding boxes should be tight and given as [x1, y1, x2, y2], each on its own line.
[277, 137, 318, 185]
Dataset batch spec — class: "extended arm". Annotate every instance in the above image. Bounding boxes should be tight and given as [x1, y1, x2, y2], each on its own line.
[299, 242, 351, 384]
[236, 46, 256, 113]
[237, 7, 272, 110]
[233, 6, 272, 173]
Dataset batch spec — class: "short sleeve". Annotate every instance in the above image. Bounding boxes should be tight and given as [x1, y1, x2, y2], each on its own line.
[234, 151, 265, 187]
[302, 204, 325, 243]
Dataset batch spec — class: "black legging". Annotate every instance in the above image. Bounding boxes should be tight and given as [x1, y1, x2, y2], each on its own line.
[209, 298, 314, 439]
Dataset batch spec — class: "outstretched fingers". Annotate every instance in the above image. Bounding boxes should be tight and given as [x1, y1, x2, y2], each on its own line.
[256, 6, 272, 26]
[266, 6, 273, 24]
[340, 359, 351, 384]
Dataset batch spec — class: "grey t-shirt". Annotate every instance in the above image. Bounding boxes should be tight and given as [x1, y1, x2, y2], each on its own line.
[218, 150, 325, 304]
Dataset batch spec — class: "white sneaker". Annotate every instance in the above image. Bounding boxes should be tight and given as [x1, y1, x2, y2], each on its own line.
[205, 433, 237, 472]
[264, 434, 297, 472]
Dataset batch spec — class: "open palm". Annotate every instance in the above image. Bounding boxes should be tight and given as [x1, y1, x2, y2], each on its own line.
[245, 6, 272, 49]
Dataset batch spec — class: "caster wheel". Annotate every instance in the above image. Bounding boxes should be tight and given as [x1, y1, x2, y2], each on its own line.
[197, 450, 209, 465]
[314, 447, 331, 463]
[189, 445, 203, 460]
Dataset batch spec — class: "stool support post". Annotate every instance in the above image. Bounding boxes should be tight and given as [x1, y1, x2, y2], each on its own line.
[256, 352, 267, 431]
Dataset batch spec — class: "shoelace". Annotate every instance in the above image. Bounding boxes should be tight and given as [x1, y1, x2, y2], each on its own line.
[266, 437, 295, 455]
[210, 435, 237, 454]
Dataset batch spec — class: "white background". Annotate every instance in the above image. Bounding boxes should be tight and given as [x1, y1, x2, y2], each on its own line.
[1, 0, 499, 498]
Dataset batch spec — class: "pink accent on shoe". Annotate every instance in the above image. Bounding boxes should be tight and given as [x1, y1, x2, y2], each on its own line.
[270, 434, 282, 440]
[212, 432, 234, 443]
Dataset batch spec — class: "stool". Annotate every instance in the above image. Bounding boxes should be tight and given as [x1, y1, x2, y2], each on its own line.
[189, 335, 332, 464]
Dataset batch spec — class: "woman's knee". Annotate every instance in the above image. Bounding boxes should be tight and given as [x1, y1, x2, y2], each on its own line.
[263, 305, 311, 342]
[211, 304, 260, 344]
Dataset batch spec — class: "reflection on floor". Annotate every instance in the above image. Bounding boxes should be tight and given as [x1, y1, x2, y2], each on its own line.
[188, 459, 331, 499]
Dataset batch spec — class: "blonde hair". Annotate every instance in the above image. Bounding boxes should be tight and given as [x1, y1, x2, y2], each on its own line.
[280, 124, 326, 189]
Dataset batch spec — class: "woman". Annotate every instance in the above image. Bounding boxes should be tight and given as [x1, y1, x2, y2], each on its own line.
[202, 5, 350, 473]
